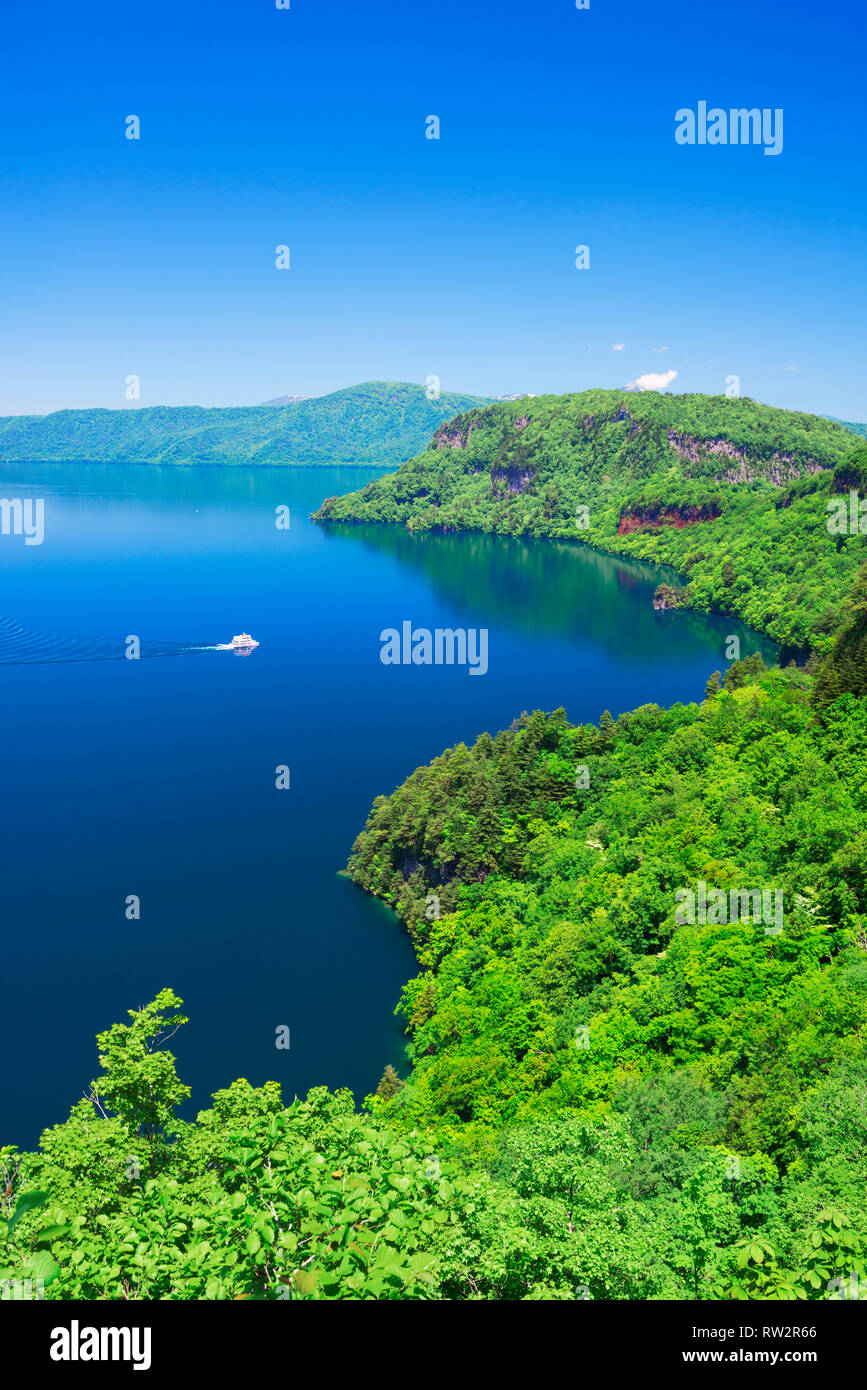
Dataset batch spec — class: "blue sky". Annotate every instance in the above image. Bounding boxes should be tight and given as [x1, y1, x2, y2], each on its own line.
[1, 0, 864, 418]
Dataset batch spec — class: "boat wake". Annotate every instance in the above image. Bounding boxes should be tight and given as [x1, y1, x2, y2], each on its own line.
[0, 617, 221, 666]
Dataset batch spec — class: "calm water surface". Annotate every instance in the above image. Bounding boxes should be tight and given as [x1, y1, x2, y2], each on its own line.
[0, 463, 776, 1146]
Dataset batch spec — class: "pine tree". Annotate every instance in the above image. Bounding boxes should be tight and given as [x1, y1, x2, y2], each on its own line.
[705, 670, 721, 699]
[376, 1064, 404, 1101]
[599, 710, 616, 744]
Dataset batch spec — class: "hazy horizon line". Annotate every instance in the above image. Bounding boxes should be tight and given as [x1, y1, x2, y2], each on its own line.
[1, 382, 863, 427]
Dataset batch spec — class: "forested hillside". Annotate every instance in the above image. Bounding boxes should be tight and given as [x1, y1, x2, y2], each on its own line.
[832, 418, 867, 437]
[5, 389, 867, 1302]
[4, 663, 867, 1300]
[0, 382, 492, 467]
[315, 391, 866, 652]
[349, 665, 867, 1150]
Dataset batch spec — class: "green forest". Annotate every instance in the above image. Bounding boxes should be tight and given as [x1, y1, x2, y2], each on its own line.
[4, 390, 867, 1301]
[0, 382, 492, 468]
[315, 390, 867, 652]
[5, 662, 867, 1300]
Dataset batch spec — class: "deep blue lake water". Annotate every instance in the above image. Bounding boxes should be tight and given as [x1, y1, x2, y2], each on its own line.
[0, 463, 776, 1147]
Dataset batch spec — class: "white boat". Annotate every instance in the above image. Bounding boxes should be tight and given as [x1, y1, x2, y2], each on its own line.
[216, 633, 259, 650]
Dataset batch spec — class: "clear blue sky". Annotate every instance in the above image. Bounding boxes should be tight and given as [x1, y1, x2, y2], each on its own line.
[1, 0, 864, 418]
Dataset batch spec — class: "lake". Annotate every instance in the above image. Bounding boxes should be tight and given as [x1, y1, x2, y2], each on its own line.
[0, 463, 776, 1147]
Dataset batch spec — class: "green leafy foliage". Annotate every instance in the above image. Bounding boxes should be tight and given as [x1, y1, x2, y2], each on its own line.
[813, 563, 867, 707]
[0, 382, 492, 467]
[7, 666, 865, 1299]
[350, 675, 867, 1159]
[315, 389, 865, 651]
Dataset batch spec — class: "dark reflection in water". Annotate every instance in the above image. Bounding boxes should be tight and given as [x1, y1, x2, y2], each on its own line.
[322, 522, 778, 670]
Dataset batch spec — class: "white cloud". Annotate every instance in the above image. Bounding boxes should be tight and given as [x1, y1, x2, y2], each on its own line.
[651, 345, 669, 354]
[785, 364, 798, 372]
[612, 343, 625, 351]
[626, 369, 678, 392]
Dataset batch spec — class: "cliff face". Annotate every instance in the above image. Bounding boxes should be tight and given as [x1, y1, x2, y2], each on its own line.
[831, 446, 867, 493]
[666, 431, 827, 485]
[490, 464, 535, 496]
[617, 503, 721, 535]
[313, 389, 863, 653]
[652, 583, 687, 611]
[434, 421, 476, 449]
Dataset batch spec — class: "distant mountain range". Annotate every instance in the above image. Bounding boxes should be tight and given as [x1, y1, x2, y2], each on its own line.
[0, 382, 494, 468]
[0, 380, 862, 468]
[830, 417, 867, 437]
